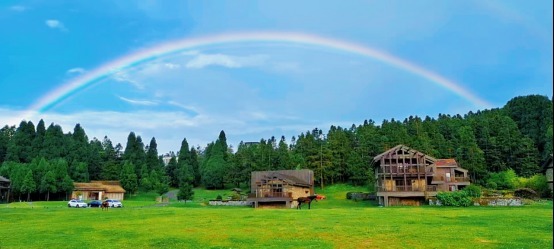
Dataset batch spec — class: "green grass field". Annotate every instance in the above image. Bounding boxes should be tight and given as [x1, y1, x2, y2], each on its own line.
[1, 185, 552, 249]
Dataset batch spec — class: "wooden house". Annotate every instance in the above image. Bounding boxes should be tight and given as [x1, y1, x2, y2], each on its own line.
[0, 176, 10, 203]
[373, 145, 470, 206]
[247, 169, 314, 208]
[541, 154, 553, 192]
[71, 181, 126, 200]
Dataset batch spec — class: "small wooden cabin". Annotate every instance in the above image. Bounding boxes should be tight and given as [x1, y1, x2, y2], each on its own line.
[0, 176, 10, 203]
[247, 169, 314, 208]
[373, 145, 470, 206]
[71, 181, 126, 200]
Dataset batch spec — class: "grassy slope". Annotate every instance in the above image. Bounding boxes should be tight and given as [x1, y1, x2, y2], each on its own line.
[1, 184, 552, 249]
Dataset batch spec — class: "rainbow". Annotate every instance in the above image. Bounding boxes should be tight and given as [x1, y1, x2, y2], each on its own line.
[28, 31, 491, 115]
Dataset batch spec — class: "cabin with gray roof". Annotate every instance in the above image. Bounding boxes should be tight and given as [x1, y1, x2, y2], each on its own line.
[247, 169, 314, 208]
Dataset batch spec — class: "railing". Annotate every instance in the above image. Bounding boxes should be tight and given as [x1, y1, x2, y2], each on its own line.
[248, 192, 292, 198]
[453, 177, 470, 182]
[377, 185, 436, 192]
[380, 165, 431, 174]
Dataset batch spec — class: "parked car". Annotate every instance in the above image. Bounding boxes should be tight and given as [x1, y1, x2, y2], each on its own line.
[68, 199, 88, 208]
[88, 200, 102, 207]
[105, 199, 123, 208]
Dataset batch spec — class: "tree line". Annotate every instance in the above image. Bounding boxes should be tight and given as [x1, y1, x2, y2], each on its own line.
[0, 94, 551, 201]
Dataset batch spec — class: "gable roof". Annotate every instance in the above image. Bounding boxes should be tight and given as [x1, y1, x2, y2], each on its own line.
[0, 176, 10, 183]
[251, 169, 314, 191]
[73, 181, 126, 193]
[373, 144, 436, 163]
[261, 172, 311, 187]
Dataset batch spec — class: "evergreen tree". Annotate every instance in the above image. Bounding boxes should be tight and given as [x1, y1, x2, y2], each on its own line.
[146, 137, 161, 172]
[21, 169, 36, 201]
[61, 175, 74, 200]
[0, 125, 15, 164]
[120, 161, 138, 196]
[40, 171, 57, 201]
[71, 162, 89, 182]
[177, 181, 194, 203]
[6, 121, 35, 163]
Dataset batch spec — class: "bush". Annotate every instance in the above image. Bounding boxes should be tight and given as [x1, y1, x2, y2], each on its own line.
[436, 191, 473, 207]
[230, 193, 241, 201]
[462, 185, 482, 198]
[526, 174, 550, 198]
[216, 195, 222, 201]
[486, 181, 497, 190]
[487, 169, 518, 190]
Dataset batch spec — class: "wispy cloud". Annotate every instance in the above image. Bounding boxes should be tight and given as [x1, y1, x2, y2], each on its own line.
[186, 53, 268, 69]
[118, 96, 158, 106]
[112, 70, 144, 89]
[66, 67, 86, 74]
[45, 19, 67, 31]
[164, 63, 180, 69]
[167, 101, 199, 116]
[10, 5, 26, 12]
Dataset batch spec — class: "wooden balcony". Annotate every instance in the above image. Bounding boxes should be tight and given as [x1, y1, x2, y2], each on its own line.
[248, 192, 292, 198]
[377, 185, 437, 192]
[378, 165, 431, 175]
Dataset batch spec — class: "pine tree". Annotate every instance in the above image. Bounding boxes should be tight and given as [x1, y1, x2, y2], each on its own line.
[177, 181, 194, 203]
[120, 161, 138, 196]
[21, 169, 36, 202]
[40, 171, 57, 201]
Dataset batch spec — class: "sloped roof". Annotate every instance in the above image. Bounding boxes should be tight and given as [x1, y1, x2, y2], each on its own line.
[373, 144, 437, 163]
[74, 181, 126, 193]
[251, 169, 314, 190]
[435, 159, 458, 167]
[262, 172, 311, 187]
[0, 176, 10, 183]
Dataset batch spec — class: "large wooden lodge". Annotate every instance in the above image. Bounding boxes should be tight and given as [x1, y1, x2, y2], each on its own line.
[373, 145, 470, 206]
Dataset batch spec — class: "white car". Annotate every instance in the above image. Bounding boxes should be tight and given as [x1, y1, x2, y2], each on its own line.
[68, 199, 88, 208]
[105, 199, 123, 208]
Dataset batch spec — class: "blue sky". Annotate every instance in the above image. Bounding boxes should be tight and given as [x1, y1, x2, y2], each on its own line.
[0, 1, 552, 153]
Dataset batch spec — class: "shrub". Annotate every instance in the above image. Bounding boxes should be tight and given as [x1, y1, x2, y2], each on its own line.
[526, 174, 550, 198]
[436, 191, 472, 207]
[487, 169, 518, 190]
[486, 181, 497, 190]
[216, 195, 222, 201]
[462, 185, 482, 198]
[230, 193, 241, 201]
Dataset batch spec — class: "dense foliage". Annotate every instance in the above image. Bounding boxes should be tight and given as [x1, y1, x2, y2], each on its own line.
[0, 95, 552, 201]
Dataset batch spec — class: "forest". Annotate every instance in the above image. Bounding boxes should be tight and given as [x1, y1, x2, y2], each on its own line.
[0, 94, 552, 201]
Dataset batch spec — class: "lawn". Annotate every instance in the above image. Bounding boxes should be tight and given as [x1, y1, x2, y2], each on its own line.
[1, 185, 552, 249]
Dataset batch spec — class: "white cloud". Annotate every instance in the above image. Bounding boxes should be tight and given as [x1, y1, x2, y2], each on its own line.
[66, 67, 86, 74]
[186, 53, 268, 69]
[45, 19, 67, 31]
[10, 5, 26, 12]
[118, 96, 158, 106]
[164, 63, 180, 69]
[112, 70, 144, 89]
[167, 101, 200, 115]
